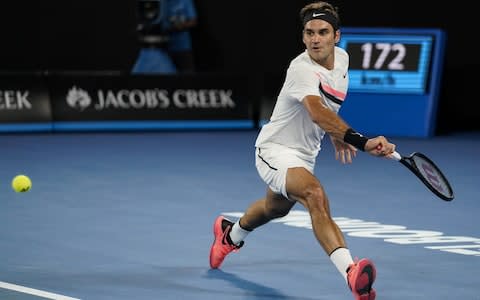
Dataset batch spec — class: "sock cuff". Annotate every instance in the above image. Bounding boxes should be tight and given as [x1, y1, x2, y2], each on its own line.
[329, 246, 347, 257]
[238, 219, 253, 232]
[229, 220, 252, 245]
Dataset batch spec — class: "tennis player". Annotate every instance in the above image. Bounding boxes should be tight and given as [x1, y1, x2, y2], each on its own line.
[209, 1, 395, 299]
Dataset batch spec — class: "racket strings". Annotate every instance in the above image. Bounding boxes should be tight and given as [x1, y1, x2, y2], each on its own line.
[412, 155, 453, 198]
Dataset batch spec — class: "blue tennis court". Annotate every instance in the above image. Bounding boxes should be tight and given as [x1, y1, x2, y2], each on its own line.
[0, 130, 478, 299]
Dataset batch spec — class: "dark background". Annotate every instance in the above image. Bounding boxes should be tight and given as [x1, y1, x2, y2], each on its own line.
[0, 1, 475, 134]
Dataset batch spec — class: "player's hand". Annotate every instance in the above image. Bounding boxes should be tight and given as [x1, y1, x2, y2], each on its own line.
[365, 136, 396, 157]
[330, 135, 357, 164]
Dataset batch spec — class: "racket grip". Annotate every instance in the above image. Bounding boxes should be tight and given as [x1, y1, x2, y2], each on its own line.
[390, 151, 402, 161]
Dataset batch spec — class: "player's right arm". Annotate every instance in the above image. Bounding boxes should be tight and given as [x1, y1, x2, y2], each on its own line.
[303, 95, 349, 140]
[302, 95, 395, 156]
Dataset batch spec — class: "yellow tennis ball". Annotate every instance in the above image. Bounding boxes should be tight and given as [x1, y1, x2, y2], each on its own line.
[12, 175, 32, 193]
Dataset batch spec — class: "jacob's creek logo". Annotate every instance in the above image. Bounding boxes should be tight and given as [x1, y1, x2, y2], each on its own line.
[65, 86, 236, 110]
[66, 86, 91, 111]
[0, 90, 31, 110]
[223, 210, 480, 257]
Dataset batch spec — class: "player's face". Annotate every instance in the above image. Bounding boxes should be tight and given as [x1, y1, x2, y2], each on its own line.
[302, 19, 339, 68]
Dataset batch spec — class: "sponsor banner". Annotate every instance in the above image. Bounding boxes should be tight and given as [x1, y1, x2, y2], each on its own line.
[0, 75, 52, 130]
[48, 74, 253, 126]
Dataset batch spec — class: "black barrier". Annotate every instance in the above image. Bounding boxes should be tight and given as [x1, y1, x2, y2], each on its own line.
[0, 73, 255, 132]
[0, 75, 52, 132]
[49, 73, 253, 130]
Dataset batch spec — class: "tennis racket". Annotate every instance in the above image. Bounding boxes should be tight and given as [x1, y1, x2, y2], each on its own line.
[390, 151, 454, 201]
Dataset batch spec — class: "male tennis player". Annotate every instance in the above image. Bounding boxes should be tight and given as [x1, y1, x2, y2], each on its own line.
[209, 1, 396, 299]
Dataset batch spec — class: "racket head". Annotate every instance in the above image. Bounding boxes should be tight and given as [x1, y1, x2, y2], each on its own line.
[403, 152, 454, 201]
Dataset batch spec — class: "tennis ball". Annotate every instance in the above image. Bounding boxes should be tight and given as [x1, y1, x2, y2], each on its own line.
[12, 175, 32, 193]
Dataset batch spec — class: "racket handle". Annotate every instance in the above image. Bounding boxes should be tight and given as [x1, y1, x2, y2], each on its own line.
[390, 151, 402, 161]
[376, 144, 401, 161]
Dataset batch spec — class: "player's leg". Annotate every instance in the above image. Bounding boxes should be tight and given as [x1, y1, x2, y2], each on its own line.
[229, 146, 298, 242]
[237, 188, 294, 231]
[209, 146, 298, 269]
[285, 167, 376, 299]
[209, 189, 294, 269]
[285, 167, 345, 253]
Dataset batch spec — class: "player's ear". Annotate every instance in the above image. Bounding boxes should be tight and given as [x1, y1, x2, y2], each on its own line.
[335, 30, 341, 44]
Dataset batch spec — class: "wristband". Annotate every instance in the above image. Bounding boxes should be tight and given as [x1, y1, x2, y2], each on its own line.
[343, 128, 368, 151]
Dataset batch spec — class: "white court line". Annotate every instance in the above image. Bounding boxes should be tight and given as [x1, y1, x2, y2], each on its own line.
[0, 281, 81, 300]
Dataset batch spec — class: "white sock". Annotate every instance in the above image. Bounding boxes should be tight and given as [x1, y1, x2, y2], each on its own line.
[229, 220, 251, 245]
[329, 248, 354, 282]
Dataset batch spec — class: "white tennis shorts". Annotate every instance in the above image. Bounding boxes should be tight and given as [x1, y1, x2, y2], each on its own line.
[255, 145, 315, 200]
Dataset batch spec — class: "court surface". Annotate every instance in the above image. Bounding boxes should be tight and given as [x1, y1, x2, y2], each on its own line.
[0, 130, 478, 300]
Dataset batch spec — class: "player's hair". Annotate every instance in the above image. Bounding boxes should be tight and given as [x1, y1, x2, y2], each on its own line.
[299, 1, 340, 27]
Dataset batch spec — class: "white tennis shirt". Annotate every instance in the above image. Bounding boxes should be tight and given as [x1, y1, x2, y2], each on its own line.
[255, 47, 349, 161]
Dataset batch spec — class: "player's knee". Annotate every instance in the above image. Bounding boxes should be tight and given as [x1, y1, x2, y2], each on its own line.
[265, 204, 291, 219]
[304, 186, 328, 213]
[264, 191, 293, 219]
